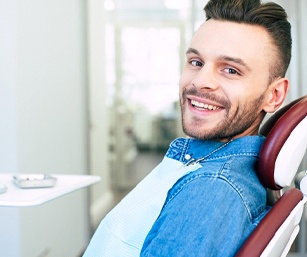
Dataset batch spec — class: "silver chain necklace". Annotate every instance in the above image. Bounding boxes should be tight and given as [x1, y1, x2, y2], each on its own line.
[184, 138, 234, 166]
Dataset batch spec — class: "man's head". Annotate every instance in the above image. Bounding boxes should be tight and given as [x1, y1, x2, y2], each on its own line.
[179, 0, 291, 141]
[204, 0, 292, 82]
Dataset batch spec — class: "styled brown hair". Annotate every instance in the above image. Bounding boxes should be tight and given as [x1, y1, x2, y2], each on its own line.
[204, 0, 292, 82]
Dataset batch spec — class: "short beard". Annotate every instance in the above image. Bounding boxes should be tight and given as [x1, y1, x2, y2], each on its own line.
[180, 88, 266, 140]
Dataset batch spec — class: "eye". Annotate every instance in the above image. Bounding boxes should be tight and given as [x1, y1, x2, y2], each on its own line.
[224, 68, 240, 75]
[190, 60, 203, 67]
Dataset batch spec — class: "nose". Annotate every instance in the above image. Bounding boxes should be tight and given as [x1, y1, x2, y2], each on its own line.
[191, 64, 219, 91]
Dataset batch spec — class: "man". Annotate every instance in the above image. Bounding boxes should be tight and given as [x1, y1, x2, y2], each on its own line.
[84, 0, 291, 256]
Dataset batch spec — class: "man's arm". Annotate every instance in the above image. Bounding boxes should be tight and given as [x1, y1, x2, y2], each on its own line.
[140, 176, 256, 257]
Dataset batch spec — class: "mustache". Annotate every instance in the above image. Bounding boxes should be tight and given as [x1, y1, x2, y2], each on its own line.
[181, 87, 231, 109]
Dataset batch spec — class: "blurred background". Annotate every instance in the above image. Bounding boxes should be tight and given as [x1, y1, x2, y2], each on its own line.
[0, 0, 306, 256]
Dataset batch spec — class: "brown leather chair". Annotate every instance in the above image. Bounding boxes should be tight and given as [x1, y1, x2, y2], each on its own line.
[236, 96, 307, 257]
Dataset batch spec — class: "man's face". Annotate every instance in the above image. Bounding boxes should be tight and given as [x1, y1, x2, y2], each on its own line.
[180, 19, 275, 141]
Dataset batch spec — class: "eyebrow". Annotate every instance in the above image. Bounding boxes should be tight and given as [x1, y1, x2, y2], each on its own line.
[220, 55, 251, 72]
[186, 48, 200, 55]
[186, 47, 251, 72]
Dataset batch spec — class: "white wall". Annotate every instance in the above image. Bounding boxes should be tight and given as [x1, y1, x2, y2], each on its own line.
[275, 0, 307, 101]
[0, 0, 19, 172]
[297, 0, 307, 97]
[0, 0, 91, 256]
[87, 0, 114, 230]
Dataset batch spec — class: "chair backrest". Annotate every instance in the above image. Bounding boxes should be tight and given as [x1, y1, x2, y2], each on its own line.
[258, 96, 307, 190]
[236, 95, 307, 257]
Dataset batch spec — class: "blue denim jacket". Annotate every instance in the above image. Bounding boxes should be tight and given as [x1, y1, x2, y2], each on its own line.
[83, 136, 267, 257]
[141, 136, 268, 256]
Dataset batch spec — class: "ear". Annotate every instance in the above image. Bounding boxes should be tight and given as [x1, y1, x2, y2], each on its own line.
[263, 77, 289, 113]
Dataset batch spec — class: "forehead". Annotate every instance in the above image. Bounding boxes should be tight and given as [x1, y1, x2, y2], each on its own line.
[190, 19, 274, 69]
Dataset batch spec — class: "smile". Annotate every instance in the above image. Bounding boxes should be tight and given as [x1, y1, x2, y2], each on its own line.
[191, 99, 220, 111]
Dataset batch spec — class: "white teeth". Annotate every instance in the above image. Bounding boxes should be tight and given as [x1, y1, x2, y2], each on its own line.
[191, 100, 219, 110]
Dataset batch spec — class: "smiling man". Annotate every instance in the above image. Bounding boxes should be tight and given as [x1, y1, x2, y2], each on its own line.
[83, 0, 292, 256]
[180, 19, 289, 141]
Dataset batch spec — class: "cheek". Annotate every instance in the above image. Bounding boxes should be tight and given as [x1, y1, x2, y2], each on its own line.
[179, 68, 194, 86]
[179, 73, 188, 86]
[223, 83, 256, 106]
[179, 77, 188, 95]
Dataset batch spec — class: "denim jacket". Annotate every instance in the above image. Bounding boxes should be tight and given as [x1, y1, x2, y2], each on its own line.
[83, 136, 267, 257]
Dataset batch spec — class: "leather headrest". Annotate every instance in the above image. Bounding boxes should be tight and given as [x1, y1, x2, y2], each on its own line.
[258, 96, 307, 190]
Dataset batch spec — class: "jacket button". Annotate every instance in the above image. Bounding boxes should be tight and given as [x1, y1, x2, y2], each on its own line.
[184, 154, 191, 160]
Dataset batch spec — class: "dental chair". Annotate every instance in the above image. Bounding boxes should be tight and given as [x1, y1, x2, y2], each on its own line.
[236, 95, 307, 257]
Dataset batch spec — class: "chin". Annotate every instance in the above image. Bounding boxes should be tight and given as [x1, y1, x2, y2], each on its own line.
[182, 123, 232, 141]
[182, 125, 209, 140]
